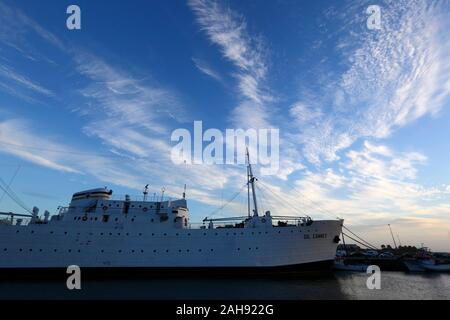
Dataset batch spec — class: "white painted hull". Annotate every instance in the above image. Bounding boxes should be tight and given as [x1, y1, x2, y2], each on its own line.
[0, 220, 341, 269]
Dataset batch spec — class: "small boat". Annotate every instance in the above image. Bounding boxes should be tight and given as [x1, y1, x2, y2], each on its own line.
[421, 259, 450, 272]
[333, 258, 368, 272]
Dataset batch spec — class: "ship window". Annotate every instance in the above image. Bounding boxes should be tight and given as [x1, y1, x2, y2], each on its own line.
[29, 249, 32, 252]
[139, 233, 142, 236]
[151, 233, 154, 236]
[109, 233, 112, 236]
[131, 218, 135, 222]
[237, 248, 240, 251]
[126, 233, 129, 236]
[101, 250, 104, 253]
[64, 232, 68, 235]
[16, 230, 19, 233]
[153, 250, 156, 253]
[54, 249, 57, 252]
[187, 233, 191, 236]
[31, 230, 34, 234]
[100, 233, 104, 236]
[210, 249, 213, 252]
[39, 249, 43, 252]
[115, 218, 118, 222]
[132, 205, 135, 208]
[68, 249, 72, 253]
[141, 250, 144, 253]
[73, 217, 76, 221]
[50, 231, 54, 234]
[19, 248, 23, 252]
[178, 249, 182, 252]
[117, 233, 121, 236]
[94, 217, 98, 221]
[3, 248, 7, 251]
[187, 249, 190, 252]
[163, 233, 167, 236]
[256, 247, 259, 250]
[118, 250, 122, 253]
[198, 249, 202, 252]
[132, 250, 135, 253]
[151, 219, 154, 222]
[139, 205, 142, 208]
[78, 250, 80, 253]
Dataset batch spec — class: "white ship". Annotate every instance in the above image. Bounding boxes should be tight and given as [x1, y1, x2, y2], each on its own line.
[0, 153, 343, 276]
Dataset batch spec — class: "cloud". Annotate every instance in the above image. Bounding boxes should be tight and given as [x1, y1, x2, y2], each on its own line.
[0, 64, 53, 96]
[192, 57, 223, 83]
[290, 0, 450, 165]
[188, 0, 273, 128]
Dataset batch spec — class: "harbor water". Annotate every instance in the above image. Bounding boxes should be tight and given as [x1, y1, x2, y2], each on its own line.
[0, 271, 448, 300]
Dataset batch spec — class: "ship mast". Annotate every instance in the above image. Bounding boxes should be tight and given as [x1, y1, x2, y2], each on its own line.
[246, 148, 259, 217]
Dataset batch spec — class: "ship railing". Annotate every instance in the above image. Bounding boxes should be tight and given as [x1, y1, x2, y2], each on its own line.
[109, 194, 178, 202]
[0, 211, 32, 226]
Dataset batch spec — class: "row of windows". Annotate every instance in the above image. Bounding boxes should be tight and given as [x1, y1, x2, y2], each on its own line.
[15, 229, 315, 236]
[3, 247, 259, 253]
[73, 216, 155, 223]
[100, 203, 168, 209]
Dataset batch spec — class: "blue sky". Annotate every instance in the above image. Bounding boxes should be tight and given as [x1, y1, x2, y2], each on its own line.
[0, 0, 449, 250]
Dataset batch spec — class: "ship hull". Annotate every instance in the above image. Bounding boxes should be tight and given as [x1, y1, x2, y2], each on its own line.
[0, 260, 335, 280]
[0, 219, 342, 278]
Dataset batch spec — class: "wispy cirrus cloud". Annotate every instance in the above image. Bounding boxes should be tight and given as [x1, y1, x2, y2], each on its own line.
[192, 57, 223, 83]
[0, 64, 53, 96]
[290, 0, 450, 165]
[188, 0, 273, 128]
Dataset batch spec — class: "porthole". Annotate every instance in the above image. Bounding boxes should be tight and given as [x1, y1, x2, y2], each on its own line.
[54, 249, 57, 252]
[237, 248, 240, 251]
[139, 233, 142, 236]
[31, 230, 34, 234]
[210, 249, 214, 252]
[153, 250, 156, 253]
[64, 232, 68, 235]
[131, 219, 135, 222]
[163, 233, 167, 236]
[199, 249, 202, 252]
[16, 230, 19, 233]
[77, 250, 81, 253]
[178, 249, 182, 252]
[39, 249, 43, 252]
[151, 219, 154, 222]
[19, 248, 23, 252]
[166, 249, 169, 253]
[68, 249, 72, 253]
[118, 250, 122, 253]
[101, 250, 104, 253]
[141, 250, 144, 253]
[3, 248, 7, 251]
[29, 249, 32, 252]
[115, 218, 118, 222]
